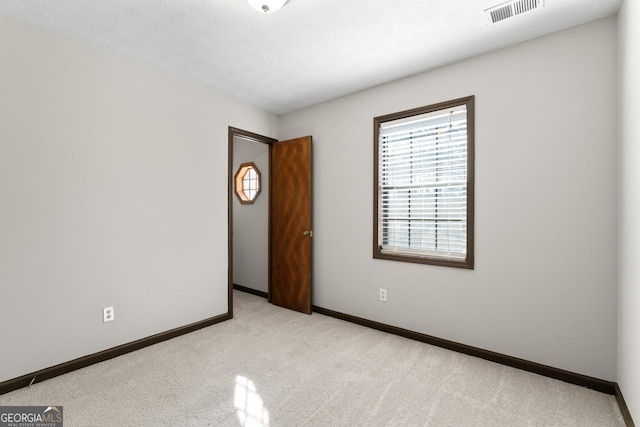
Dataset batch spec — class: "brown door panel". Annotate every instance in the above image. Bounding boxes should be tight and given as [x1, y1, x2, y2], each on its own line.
[270, 136, 312, 314]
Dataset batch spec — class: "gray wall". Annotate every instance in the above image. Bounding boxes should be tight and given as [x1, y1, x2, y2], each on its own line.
[0, 15, 278, 383]
[233, 137, 269, 293]
[279, 17, 618, 381]
[618, 1, 640, 420]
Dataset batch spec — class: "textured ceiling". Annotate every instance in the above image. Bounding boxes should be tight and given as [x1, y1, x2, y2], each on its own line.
[0, 0, 621, 114]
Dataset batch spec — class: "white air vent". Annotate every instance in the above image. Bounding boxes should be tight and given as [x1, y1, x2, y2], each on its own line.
[486, 0, 544, 24]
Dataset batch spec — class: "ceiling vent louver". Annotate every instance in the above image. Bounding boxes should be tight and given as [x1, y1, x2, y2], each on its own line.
[490, 5, 513, 23]
[486, 0, 544, 24]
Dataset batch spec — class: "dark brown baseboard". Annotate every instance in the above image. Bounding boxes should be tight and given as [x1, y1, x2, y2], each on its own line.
[5, 289, 630, 425]
[616, 383, 636, 427]
[233, 283, 268, 299]
[312, 304, 616, 395]
[231, 290, 632, 422]
[0, 312, 230, 396]
[236, 288, 620, 397]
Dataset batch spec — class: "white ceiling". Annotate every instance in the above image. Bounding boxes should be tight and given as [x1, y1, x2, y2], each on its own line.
[0, 0, 621, 115]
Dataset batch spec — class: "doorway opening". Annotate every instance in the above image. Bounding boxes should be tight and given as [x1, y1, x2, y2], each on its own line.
[228, 127, 313, 316]
[228, 127, 276, 317]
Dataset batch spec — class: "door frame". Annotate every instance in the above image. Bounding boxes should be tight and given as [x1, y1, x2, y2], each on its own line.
[228, 127, 277, 317]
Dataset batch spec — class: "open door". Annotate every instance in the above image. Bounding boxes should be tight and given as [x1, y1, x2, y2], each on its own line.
[270, 136, 313, 314]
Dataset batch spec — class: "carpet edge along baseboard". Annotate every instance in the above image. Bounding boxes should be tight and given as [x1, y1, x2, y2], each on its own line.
[311, 304, 615, 394]
[0, 293, 634, 427]
[311, 305, 638, 426]
[0, 313, 230, 396]
[234, 285, 632, 426]
[312, 306, 636, 425]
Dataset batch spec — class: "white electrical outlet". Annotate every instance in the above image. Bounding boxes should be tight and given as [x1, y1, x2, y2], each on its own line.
[103, 306, 115, 323]
[379, 288, 387, 302]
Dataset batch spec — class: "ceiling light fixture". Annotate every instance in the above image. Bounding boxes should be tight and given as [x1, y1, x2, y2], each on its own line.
[246, 0, 288, 14]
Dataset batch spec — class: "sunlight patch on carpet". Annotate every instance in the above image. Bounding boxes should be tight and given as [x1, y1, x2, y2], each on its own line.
[234, 375, 270, 427]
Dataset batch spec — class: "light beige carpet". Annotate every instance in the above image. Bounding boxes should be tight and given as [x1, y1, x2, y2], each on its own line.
[0, 291, 625, 426]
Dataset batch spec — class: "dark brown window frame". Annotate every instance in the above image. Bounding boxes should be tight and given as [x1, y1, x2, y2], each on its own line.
[373, 95, 475, 269]
[234, 162, 262, 204]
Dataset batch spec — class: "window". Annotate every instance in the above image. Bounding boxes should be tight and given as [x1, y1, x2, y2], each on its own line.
[234, 162, 262, 204]
[374, 96, 474, 269]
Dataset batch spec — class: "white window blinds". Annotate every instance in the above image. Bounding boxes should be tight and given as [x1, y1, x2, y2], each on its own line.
[377, 103, 469, 261]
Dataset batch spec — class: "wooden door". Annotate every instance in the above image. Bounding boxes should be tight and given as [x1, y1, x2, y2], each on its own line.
[270, 136, 312, 314]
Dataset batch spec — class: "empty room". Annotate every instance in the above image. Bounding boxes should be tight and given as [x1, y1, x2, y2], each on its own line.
[0, 0, 638, 426]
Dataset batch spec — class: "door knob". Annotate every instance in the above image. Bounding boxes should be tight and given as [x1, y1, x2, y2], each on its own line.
[302, 230, 313, 237]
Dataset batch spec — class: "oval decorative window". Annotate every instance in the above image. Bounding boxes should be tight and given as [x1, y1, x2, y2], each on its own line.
[234, 162, 261, 204]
